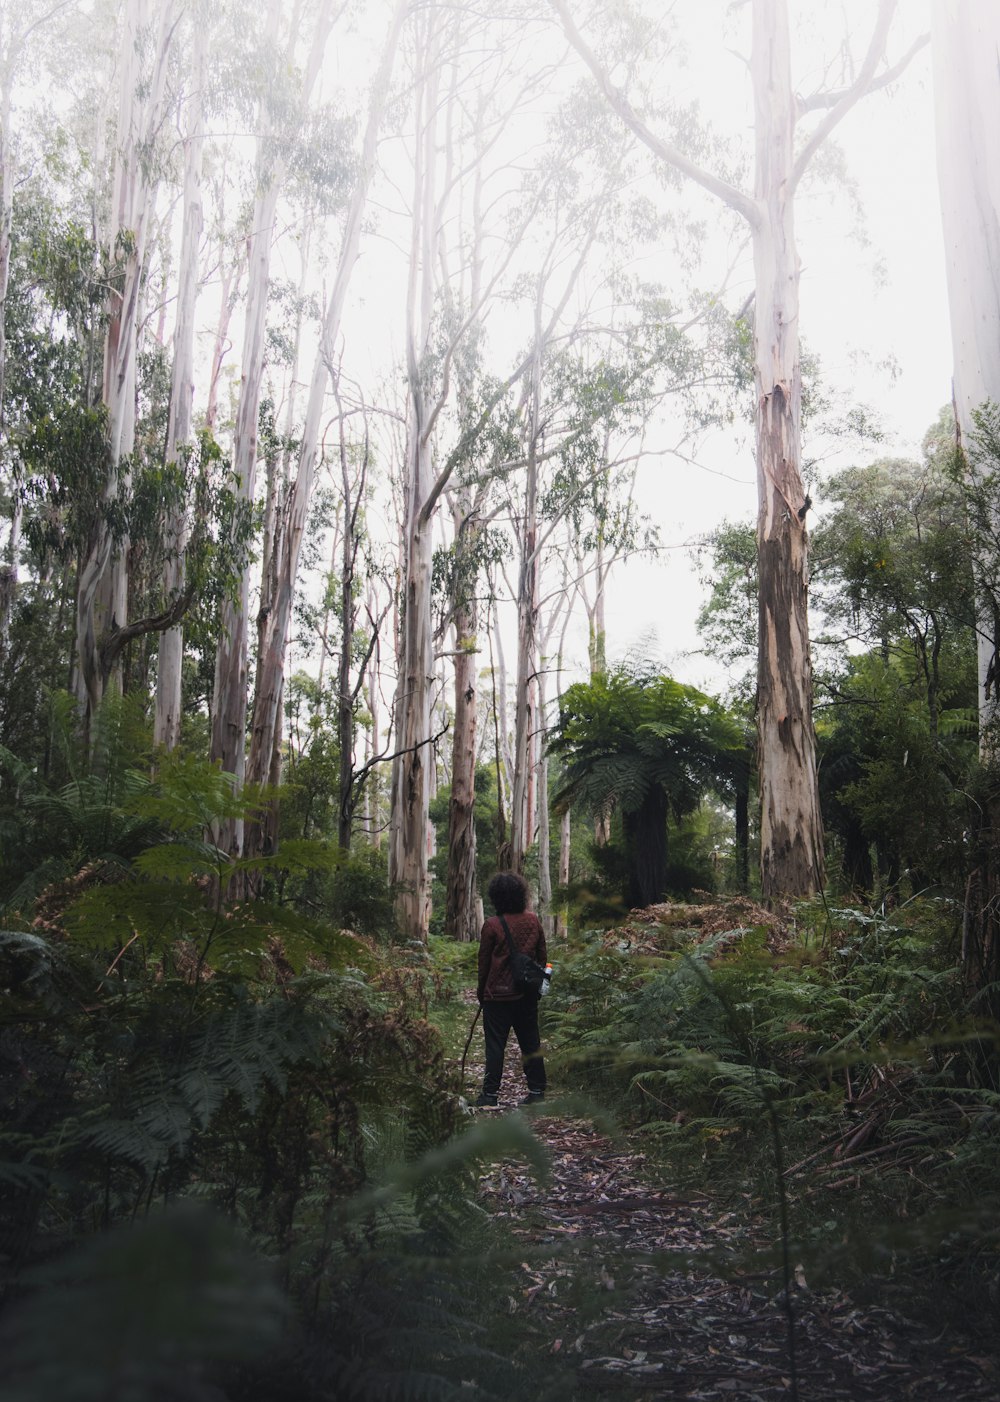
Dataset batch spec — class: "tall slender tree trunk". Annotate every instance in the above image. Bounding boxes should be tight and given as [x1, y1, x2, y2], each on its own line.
[751, 0, 823, 899]
[933, 1, 1000, 1006]
[204, 251, 245, 434]
[932, 1, 1000, 747]
[552, 0, 907, 899]
[366, 597, 382, 848]
[509, 326, 543, 871]
[155, 42, 205, 750]
[491, 607, 513, 818]
[336, 521, 356, 851]
[0, 66, 17, 658]
[334, 399, 372, 851]
[209, 174, 280, 800]
[77, 0, 176, 725]
[0, 63, 15, 625]
[246, 0, 405, 845]
[390, 432, 435, 934]
[389, 5, 445, 938]
[211, 0, 332, 857]
[445, 581, 479, 940]
[535, 661, 553, 933]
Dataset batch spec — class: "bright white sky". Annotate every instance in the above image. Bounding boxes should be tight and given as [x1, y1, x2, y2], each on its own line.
[209, 0, 953, 709]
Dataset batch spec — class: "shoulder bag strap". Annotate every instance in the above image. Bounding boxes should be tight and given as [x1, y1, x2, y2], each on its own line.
[498, 914, 517, 961]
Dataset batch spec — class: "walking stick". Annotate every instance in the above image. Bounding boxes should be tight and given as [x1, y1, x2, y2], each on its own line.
[460, 1004, 482, 1087]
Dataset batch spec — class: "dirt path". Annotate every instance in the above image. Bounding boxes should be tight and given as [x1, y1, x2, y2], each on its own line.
[468, 1058, 997, 1399]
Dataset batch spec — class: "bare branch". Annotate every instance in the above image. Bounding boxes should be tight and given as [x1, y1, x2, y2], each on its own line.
[347, 720, 450, 815]
[789, 1, 903, 193]
[797, 31, 929, 113]
[548, 0, 759, 228]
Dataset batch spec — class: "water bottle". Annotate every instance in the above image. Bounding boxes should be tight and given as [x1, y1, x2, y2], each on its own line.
[541, 963, 553, 995]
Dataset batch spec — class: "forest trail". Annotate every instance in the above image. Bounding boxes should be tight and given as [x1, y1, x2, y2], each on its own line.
[466, 1024, 997, 1401]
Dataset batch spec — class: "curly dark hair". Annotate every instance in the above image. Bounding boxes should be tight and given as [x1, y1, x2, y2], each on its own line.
[487, 871, 529, 915]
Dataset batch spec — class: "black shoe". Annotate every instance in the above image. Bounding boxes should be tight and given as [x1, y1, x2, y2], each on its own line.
[474, 1093, 499, 1107]
[520, 1090, 545, 1106]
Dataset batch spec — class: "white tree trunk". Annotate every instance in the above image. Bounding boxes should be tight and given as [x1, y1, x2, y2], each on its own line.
[77, 0, 176, 723]
[210, 0, 332, 850]
[389, 4, 443, 938]
[932, 1, 1000, 743]
[445, 530, 479, 939]
[154, 42, 205, 750]
[389, 431, 436, 935]
[366, 589, 382, 848]
[509, 330, 542, 870]
[0, 67, 13, 447]
[551, 0, 907, 897]
[246, 0, 406, 805]
[205, 249, 245, 433]
[0, 66, 16, 656]
[209, 174, 280, 800]
[536, 657, 552, 933]
[491, 607, 513, 837]
[750, 0, 823, 898]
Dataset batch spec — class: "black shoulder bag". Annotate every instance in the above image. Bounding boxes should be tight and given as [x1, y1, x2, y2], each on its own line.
[498, 915, 546, 995]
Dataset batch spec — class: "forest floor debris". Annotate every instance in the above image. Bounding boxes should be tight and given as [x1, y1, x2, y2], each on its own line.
[474, 1099, 997, 1400]
[600, 897, 794, 957]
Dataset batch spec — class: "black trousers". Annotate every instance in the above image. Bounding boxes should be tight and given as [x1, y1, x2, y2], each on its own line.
[482, 996, 546, 1097]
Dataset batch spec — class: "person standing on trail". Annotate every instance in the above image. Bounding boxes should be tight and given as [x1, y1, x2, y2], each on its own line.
[475, 871, 548, 1108]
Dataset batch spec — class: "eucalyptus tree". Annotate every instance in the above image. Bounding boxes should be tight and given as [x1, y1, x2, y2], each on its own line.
[244, 0, 408, 857]
[154, 18, 207, 750]
[388, 0, 558, 939]
[552, 0, 926, 899]
[504, 285, 728, 874]
[75, 0, 179, 726]
[209, 0, 334, 856]
[932, 1, 1000, 748]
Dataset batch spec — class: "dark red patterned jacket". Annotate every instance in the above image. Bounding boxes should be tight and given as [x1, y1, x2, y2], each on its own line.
[477, 911, 547, 1002]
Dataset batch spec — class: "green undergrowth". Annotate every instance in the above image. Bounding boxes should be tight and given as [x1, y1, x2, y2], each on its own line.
[0, 759, 577, 1402]
[529, 896, 1000, 1337]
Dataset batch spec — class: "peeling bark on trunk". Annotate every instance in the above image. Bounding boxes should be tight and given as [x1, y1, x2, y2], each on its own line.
[551, 0, 909, 899]
[751, 0, 822, 899]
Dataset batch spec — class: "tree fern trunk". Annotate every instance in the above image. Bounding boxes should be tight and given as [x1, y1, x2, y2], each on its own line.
[624, 786, 668, 910]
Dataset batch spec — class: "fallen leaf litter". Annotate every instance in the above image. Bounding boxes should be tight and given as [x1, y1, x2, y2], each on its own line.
[474, 1102, 997, 1400]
